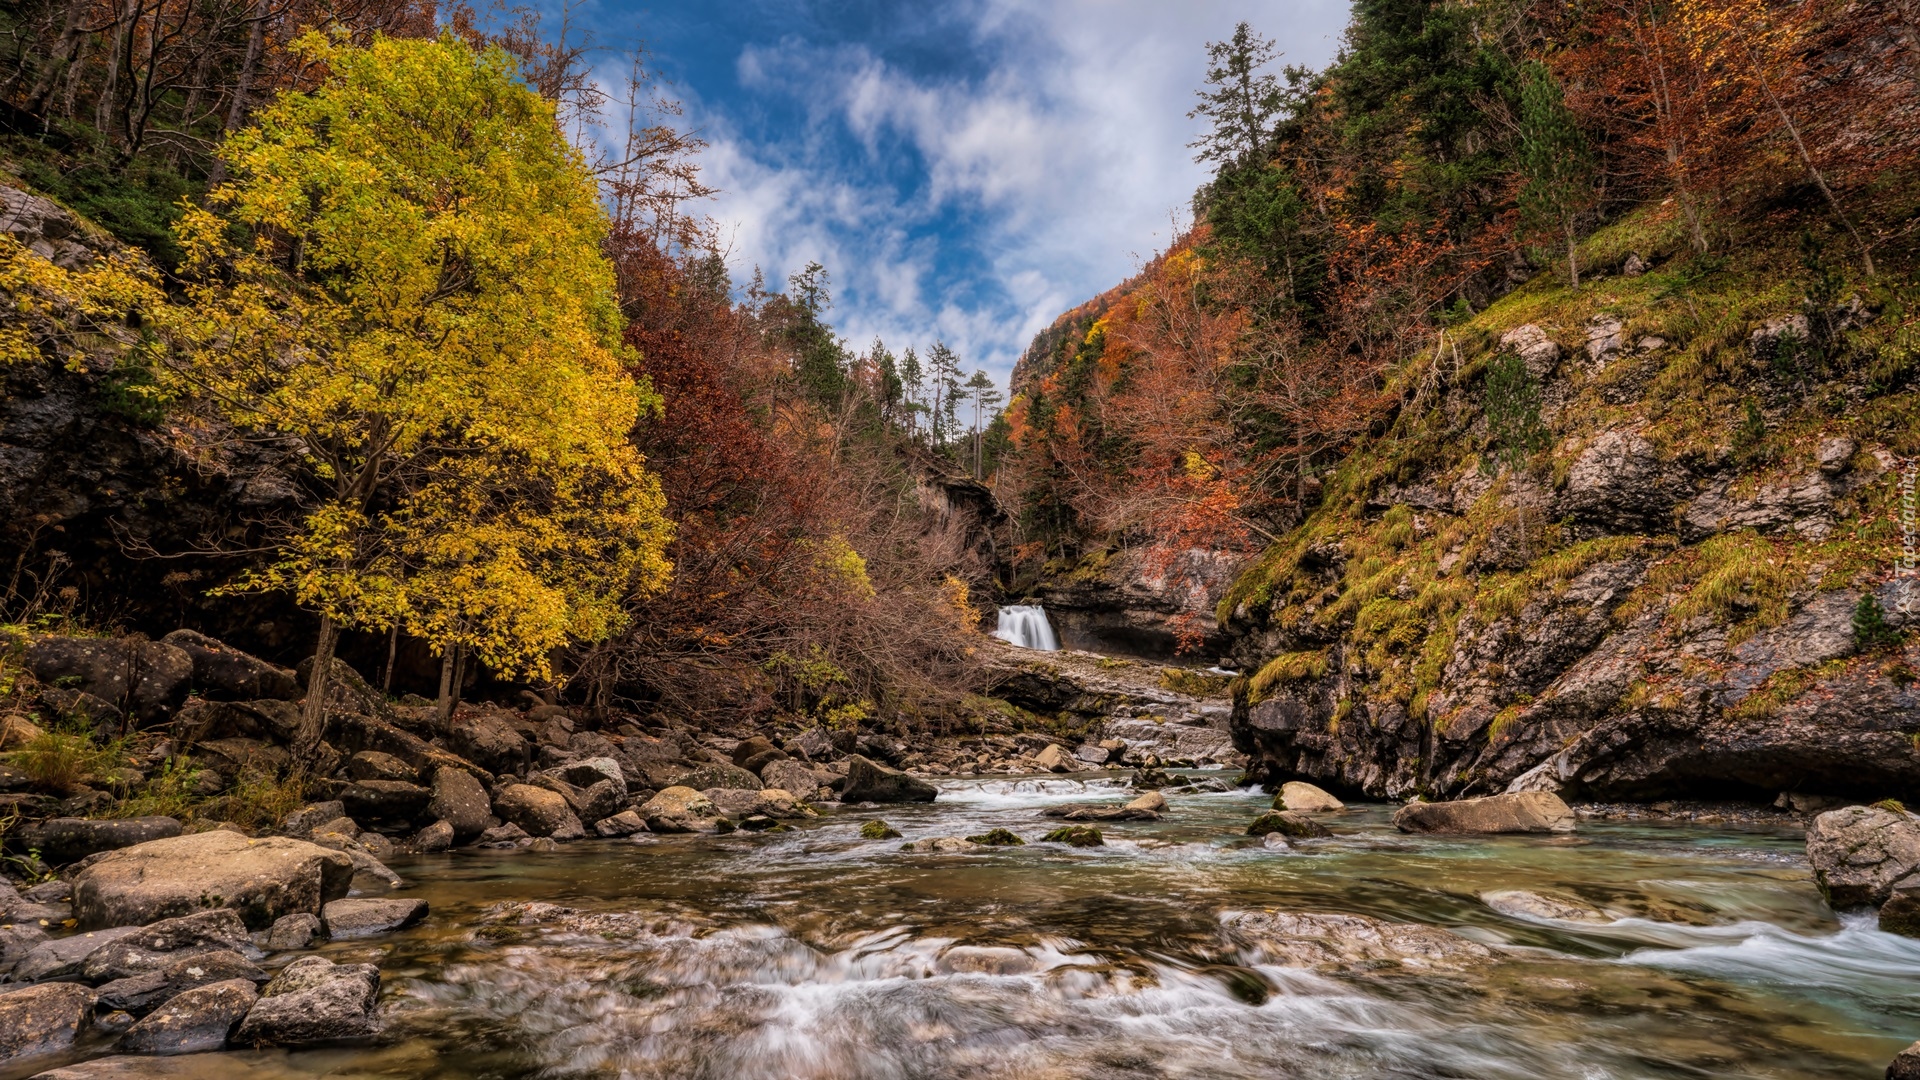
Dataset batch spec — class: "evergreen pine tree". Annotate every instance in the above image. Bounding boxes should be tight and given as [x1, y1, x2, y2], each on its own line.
[1517, 62, 1596, 288]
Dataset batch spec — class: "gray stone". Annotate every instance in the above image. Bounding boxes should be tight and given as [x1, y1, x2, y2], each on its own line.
[1247, 810, 1331, 839]
[95, 949, 264, 1014]
[230, 955, 380, 1045]
[0, 982, 97, 1063]
[346, 751, 416, 783]
[81, 909, 252, 981]
[1220, 910, 1492, 970]
[1500, 323, 1562, 378]
[72, 831, 353, 930]
[841, 755, 936, 803]
[1393, 792, 1575, 835]
[16, 817, 183, 866]
[320, 898, 427, 939]
[25, 637, 193, 723]
[117, 977, 256, 1054]
[338, 780, 431, 823]
[11, 925, 141, 982]
[1563, 429, 1689, 533]
[761, 759, 826, 800]
[550, 756, 625, 795]
[0, 924, 49, 966]
[159, 631, 298, 703]
[1482, 889, 1610, 924]
[668, 762, 762, 791]
[1805, 805, 1920, 909]
[1124, 790, 1167, 813]
[413, 820, 453, 853]
[427, 767, 492, 840]
[444, 710, 530, 774]
[262, 913, 320, 951]
[1889, 1040, 1920, 1080]
[279, 802, 346, 838]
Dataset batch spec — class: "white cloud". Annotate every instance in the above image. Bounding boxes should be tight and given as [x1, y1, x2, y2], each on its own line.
[673, 1, 1351, 396]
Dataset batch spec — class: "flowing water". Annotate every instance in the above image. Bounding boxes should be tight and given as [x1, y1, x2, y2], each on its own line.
[991, 605, 1059, 651]
[40, 774, 1920, 1079]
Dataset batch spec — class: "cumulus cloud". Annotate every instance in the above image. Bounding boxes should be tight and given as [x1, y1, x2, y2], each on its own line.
[666, 0, 1350, 392]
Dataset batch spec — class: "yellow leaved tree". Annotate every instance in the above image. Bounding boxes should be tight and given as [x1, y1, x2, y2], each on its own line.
[164, 31, 672, 761]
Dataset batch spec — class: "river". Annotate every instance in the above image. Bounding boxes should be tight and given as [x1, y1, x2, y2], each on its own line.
[60, 772, 1920, 1079]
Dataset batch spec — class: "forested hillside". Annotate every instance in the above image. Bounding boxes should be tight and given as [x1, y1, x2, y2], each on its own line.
[1004, 0, 1920, 800]
[0, 0, 1009, 738]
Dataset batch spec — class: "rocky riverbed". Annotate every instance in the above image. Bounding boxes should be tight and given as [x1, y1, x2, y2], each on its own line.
[0, 772, 1916, 1078]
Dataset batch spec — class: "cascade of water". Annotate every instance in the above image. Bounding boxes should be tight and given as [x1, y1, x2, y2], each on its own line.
[992, 604, 1060, 651]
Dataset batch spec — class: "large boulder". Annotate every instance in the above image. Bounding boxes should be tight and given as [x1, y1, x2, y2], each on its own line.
[490, 784, 583, 840]
[1890, 1042, 1920, 1080]
[346, 751, 417, 783]
[72, 832, 353, 930]
[159, 631, 298, 702]
[230, 956, 380, 1045]
[1805, 805, 1920, 909]
[427, 766, 493, 840]
[549, 757, 625, 795]
[637, 786, 727, 833]
[1033, 744, 1074, 773]
[762, 759, 826, 800]
[1275, 781, 1344, 813]
[1392, 792, 1575, 835]
[0, 982, 97, 1063]
[531, 772, 621, 826]
[1248, 810, 1331, 839]
[25, 636, 192, 723]
[326, 712, 489, 786]
[320, 898, 427, 939]
[841, 755, 936, 804]
[14, 816, 182, 865]
[443, 710, 530, 775]
[117, 978, 257, 1055]
[338, 780, 431, 824]
[81, 909, 252, 982]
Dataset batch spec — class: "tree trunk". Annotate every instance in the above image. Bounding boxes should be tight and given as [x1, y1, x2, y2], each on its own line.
[1737, 38, 1875, 277]
[382, 623, 399, 693]
[1565, 218, 1580, 289]
[207, 0, 267, 185]
[436, 647, 455, 724]
[295, 615, 339, 766]
[20, 0, 93, 117]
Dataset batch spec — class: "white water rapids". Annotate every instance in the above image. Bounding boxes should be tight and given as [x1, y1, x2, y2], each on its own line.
[991, 603, 1059, 651]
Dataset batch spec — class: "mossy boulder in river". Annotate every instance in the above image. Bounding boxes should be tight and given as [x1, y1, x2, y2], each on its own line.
[1041, 826, 1103, 847]
[965, 829, 1025, 846]
[859, 820, 901, 839]
[1247, 811, 1330, 840]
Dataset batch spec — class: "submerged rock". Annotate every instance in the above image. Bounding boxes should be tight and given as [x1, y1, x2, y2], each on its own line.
[230, 956, 380, 1045]
[1805, 804, 1920, 909]
[1392, 792, 1575, 835]
[899, 837, 984, 854]
[1247, 811, 1330, 840]
[841, 755, 937, 803]
[1482, 890, 1611, 924]
[72, 832, 353, 930]
[1221, 910, 1492, 971]
[1041, 803, 1158, 822]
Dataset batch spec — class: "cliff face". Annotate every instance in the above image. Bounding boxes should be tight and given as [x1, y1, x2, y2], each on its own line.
[1218, 214, 1920, 804]
[0, 181, 302, 652]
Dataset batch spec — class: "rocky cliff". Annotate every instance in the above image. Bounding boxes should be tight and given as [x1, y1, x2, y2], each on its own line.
[1222, 218, 1920, 805]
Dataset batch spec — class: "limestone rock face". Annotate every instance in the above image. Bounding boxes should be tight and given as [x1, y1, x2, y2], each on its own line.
[1562, 430, 1689, 534]
[841, 755, 936, 804]
[1805, 805, 1920, 909]
[230, 956, 380, 1045]
[1392, 792, 1575, 835]
[72, 831, 354, 930]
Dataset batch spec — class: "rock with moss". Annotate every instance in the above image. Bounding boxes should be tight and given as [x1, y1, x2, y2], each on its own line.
[1247, 811, 1330, 840]
[1040, 826, 1103, 848]
[858, 819, 901, 840]
[964, 828, 1025, 846]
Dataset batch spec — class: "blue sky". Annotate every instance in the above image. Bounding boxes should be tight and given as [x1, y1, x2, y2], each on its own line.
[572, 1, 1352, 391]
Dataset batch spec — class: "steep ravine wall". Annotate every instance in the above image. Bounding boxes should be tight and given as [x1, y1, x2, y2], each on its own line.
[1220, 223, 1920, 805]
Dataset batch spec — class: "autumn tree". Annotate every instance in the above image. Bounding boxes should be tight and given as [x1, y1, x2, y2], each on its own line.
[164, 32, 672, 760]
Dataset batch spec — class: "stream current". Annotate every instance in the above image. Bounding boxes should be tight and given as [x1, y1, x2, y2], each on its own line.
[70, 772, 1920, 1079]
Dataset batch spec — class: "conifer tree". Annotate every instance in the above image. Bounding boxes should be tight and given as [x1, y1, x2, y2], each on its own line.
[1518, 62, 1596, 287]
[1188, 22, 1288, 166]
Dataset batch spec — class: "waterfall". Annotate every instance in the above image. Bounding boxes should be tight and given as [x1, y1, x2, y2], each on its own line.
[993, 604, 1060, 651]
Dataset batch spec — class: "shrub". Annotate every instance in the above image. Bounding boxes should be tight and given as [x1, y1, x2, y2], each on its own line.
[1853, 594, 1903, 652]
